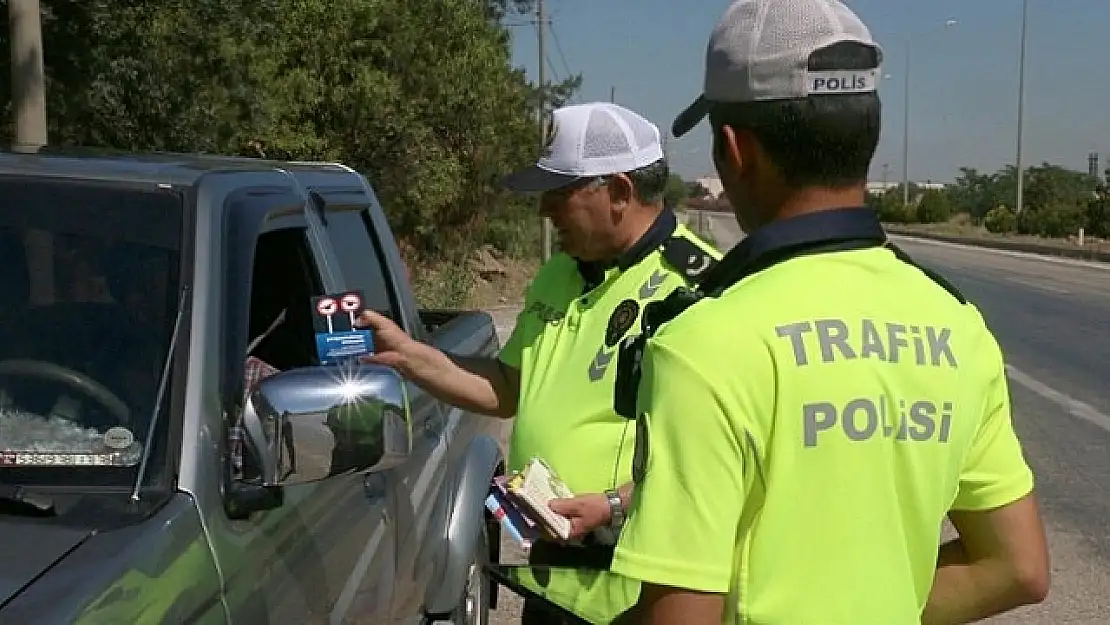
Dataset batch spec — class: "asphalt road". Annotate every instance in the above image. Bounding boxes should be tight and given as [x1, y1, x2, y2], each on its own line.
[487, 215, 1110, 623]
[702, 211, 1110, 623]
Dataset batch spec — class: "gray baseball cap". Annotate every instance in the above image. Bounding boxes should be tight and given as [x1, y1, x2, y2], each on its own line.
[673, 0, 884, 138]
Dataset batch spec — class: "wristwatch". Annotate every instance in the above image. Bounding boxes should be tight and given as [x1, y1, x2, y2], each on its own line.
[604, 488, 625, 530]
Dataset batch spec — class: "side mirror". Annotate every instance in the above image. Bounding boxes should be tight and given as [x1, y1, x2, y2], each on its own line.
[240, 360, 412, 487]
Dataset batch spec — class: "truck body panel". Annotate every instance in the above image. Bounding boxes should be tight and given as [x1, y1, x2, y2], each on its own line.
[0, 151, 506, 625]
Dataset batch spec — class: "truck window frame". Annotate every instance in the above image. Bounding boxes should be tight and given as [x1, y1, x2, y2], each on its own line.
[0, 174, 193, 503]
[313, 192, 401, 320]
[220, 186, 326, 417]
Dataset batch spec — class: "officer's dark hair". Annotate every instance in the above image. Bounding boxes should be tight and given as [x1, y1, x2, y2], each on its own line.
[709, 41, 881, 189]
[624, 158, 669, 205]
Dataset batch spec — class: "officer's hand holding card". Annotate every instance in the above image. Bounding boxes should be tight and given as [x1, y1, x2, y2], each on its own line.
[311, 290, 375, 365]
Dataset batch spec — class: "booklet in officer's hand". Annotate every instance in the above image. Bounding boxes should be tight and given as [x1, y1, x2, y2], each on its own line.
[495, 457, 575, 542]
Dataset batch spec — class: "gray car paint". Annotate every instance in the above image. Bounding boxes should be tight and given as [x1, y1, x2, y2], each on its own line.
[0, 152, 506, 624]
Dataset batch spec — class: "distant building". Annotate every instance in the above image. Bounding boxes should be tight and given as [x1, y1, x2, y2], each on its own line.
[695, 175, 724, 198]
[866, 181, 947, 195]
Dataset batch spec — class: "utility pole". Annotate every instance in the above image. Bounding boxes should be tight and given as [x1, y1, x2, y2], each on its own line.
[538, 0, 553, 262]
[610, 85, 615, 103]
[1014, 0, 1029, 215]
[902, 41, 911, 208]
[901, 19, 957, 210]
[9, 0, 47, 152]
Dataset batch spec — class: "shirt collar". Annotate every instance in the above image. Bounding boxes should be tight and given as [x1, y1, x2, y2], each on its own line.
[697, 207, 886, 294]
[576, 207, 678, 290]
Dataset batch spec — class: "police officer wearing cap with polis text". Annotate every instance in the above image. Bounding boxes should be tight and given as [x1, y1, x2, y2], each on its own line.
[606, 1, 1051, 624]
[355, 101, 719, 624]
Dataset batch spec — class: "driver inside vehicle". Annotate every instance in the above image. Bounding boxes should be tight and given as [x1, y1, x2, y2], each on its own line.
[0, 232, 177, 453]
[101, 240, 177, 417]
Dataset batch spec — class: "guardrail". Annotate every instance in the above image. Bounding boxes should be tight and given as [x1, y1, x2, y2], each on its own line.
[884, 225, 1110, 264]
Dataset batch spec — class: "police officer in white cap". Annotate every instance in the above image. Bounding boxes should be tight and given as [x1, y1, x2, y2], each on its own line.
[606, 1, 1050, 623]
[356, 101, 719, 624]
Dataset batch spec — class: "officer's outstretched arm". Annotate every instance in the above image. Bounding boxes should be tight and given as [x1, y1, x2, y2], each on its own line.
[385, 343, 521, 419]
[922, 335, 1049, 624]
[356, 309, 521, 418]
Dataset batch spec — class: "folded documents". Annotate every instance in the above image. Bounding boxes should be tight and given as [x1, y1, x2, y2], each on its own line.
[491, 457, 575, 543]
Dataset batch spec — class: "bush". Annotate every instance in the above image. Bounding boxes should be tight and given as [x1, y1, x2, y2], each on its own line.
[1017, 204, 1085, 238]
[983, 206, 1017, 234]
[1086, 195, 1110, 238]
[876, 198, 915, 224]
[915, 190, 954, 224]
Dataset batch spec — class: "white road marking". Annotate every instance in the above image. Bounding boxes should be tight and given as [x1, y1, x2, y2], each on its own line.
[1006, 365, 1110, 434]
[1001, 278, 1072, 295]
[891, 235, 1110, 272]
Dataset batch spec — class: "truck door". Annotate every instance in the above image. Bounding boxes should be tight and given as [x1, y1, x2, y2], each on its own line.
[315, 196, 451, 621]
[211, 206, 394, 625]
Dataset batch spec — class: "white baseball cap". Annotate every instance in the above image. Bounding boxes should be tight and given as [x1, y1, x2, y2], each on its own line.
[673, 0, 883, 138]
[502, 102, 666, 193]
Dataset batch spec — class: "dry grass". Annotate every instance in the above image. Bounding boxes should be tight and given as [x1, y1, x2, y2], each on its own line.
[468, 257, 540, 309]
[409, 251, 539, 310]
[887, 220, 1110, 253]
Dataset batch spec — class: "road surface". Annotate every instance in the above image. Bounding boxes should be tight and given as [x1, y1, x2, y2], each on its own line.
[487, 213, 1110, 623]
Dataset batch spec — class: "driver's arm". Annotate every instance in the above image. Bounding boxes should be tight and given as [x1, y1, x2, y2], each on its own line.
[231, 356, 282, 476]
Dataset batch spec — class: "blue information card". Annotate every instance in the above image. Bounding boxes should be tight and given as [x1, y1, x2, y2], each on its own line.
[311, 290, 375, 365]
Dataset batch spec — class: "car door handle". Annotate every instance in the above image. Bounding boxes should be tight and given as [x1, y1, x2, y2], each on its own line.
[422, 413, 445, 438]
[363, 472, 388, 502]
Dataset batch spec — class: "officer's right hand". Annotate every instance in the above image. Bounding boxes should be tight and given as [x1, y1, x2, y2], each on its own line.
[354, 309, 418, 374]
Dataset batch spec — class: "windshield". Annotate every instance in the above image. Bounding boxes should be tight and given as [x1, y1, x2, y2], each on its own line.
[0, 176, 183, 483]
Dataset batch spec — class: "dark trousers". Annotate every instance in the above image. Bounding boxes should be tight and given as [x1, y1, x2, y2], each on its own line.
[518, 539, 619, 625]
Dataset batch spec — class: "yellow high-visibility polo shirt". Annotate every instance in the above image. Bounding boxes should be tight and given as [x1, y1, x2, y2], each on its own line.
[611, 237, 1034, 624]
[498, 214, 720, 623]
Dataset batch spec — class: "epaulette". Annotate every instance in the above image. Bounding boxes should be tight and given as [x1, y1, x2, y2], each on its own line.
[660, 235, 718, 285]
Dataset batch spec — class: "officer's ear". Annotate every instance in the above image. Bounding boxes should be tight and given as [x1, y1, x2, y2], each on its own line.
[605, 173, 636, 212]
[713, 122, 756, 181]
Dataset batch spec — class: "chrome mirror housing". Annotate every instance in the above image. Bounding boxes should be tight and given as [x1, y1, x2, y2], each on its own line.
[240, 360, 412, 487]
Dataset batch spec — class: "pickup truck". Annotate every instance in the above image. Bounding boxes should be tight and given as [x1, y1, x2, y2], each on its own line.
[0, 150, 507, 624]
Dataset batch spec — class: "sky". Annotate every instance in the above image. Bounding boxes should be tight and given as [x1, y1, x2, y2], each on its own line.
[508, 0, 1109, 184]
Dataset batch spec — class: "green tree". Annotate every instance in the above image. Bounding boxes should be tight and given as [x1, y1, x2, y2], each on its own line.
[687, 181, 711, 199]
[983, 206, 1017, 234]
[916, 189, 954, 223]
[1084, 194, 1110, 238]
[664, 174, 689, 208]
[2, 0, 582, 265]
[1084, 167, 1110, 238]
[1016, 163, 1096, 237]
[870, 191, 913, 224]
[946, 167, 1003, 223]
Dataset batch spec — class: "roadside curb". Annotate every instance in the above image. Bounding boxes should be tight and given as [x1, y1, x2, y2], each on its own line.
[883, 226, 1110, 264]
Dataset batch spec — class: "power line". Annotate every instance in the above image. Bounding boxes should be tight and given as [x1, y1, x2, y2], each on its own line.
[548, 22, 573, 80]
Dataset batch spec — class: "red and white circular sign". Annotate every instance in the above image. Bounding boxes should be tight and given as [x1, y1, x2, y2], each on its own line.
[340, 293, 363, 313]
[316, 297, 338, 316]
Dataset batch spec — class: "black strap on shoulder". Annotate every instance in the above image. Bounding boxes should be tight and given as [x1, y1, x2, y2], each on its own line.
[659, 234, 719, 285]
[613, 207, 966, 419]
[886, 241, 967, 304]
